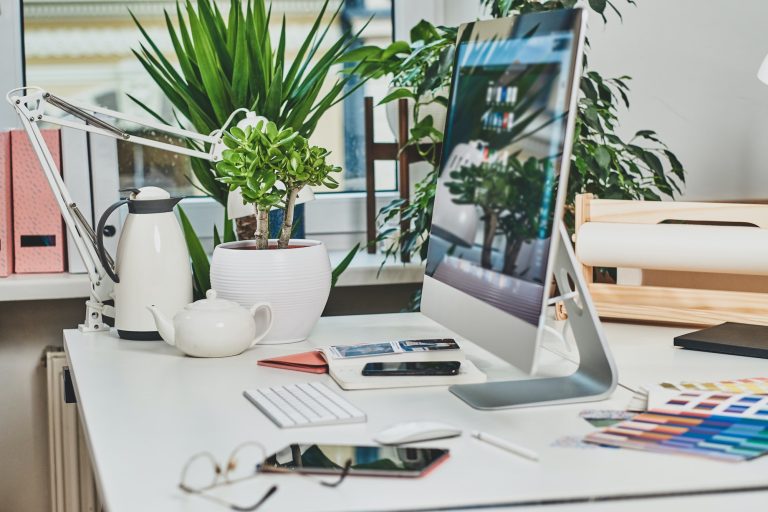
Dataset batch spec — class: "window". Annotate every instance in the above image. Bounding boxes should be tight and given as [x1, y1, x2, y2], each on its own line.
[22, 0, 396, 197]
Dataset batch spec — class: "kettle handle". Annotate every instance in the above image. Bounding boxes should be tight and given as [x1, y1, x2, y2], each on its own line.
[96, 199, 128, 283]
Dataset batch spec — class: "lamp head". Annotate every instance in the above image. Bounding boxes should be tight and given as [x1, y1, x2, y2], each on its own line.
[758, 53, 768, 85]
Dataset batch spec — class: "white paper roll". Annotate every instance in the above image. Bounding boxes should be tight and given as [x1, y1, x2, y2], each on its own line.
[576, 222, 768, 275]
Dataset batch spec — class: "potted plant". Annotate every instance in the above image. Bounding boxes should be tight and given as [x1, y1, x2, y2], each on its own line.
[132, 0, 369, 299]
[210, 121, 341, 343]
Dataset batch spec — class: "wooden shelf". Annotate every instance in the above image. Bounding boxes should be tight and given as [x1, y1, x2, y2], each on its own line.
[0, 273, 91, 302]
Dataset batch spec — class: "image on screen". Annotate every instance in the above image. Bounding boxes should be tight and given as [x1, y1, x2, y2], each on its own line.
[261, 444, 449, 476]
[426, 12, 580, 326]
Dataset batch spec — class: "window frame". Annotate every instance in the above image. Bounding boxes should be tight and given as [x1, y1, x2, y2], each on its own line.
[3, 0, 451, 249]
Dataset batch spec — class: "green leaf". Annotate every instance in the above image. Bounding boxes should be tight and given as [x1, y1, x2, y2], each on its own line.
[410, 20, 440, 43]
[378, 87, 416, 105]
[382, 40, 411, 59]
[187, 2, 232, 123]
[595, 146, 611, 169]
[336, 45, 382, 63]
[589, 0, 607, 14]
[331, 243, 360, 288]
[178, 206, 210, 299]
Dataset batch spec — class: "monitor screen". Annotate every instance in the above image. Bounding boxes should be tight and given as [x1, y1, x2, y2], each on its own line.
[425, 10, 583, 327]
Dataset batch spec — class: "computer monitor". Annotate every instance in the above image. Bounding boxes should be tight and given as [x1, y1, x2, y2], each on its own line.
[421, 9, 617, 409]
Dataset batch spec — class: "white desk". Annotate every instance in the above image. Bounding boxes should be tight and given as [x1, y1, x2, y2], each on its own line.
[65, 313, 768, 512]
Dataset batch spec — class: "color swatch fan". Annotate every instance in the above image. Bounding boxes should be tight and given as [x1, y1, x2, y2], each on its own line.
[585, 385, 768, 462]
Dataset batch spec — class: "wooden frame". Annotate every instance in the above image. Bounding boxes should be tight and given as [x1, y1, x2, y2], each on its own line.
[573, 193, 768, 327]
[363, 97, 441, 262]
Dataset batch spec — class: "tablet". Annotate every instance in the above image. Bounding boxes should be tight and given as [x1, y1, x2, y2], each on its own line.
[260, 443, 450, 478]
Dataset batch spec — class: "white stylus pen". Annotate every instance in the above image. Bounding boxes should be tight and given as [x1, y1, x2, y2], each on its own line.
[472, 430, 540, 462]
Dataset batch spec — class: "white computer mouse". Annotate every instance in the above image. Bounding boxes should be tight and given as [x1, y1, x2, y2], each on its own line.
[374, 421, 462, 445]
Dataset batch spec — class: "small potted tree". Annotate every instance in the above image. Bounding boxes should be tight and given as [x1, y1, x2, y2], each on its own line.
[210, 121, 341, 343]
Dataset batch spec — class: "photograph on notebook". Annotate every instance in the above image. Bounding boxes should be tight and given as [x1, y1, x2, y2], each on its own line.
[425, 18, 575, 326]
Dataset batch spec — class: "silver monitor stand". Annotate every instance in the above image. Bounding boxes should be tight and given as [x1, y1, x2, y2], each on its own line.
[449, 222, 618, 410]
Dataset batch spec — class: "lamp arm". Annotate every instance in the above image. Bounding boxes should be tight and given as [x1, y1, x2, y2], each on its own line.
[5, 86, 231, 331]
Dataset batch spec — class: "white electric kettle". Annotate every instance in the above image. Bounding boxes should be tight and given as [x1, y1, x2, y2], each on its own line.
[96, 186, 192, 340]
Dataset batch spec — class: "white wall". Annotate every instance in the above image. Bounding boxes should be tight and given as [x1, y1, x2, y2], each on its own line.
[586, 0, 768, 201]
[0, 0, 24, 128]
[402, 0, 768, 201]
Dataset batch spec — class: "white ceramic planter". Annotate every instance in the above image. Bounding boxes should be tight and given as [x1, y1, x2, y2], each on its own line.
[210, 239, 331, 344]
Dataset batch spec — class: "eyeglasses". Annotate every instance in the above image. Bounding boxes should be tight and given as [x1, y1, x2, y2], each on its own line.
[179, 442, 277, 511]
[179, 442, 352, 510]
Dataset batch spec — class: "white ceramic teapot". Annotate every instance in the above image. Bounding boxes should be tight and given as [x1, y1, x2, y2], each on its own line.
[147, 290, 272, 357]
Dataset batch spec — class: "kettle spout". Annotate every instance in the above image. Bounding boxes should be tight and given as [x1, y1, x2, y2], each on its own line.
[147, 305, 175, 346]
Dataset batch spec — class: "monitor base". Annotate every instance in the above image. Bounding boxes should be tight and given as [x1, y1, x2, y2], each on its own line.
[449, 222, 618, 410]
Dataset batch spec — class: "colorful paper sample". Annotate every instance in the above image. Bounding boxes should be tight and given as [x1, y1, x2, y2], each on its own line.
[585, 408, 768, 462]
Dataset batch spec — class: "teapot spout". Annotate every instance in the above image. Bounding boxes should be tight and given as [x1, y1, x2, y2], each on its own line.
[147, 305, 175, 346]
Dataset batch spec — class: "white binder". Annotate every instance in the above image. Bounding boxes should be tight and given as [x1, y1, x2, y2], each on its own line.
[88, 133, 122, 259]
[61, 127, 92, 274]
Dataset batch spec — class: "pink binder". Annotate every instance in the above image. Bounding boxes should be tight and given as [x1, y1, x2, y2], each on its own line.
[11, 129, 65, 273]
[0, 131, 11, 277]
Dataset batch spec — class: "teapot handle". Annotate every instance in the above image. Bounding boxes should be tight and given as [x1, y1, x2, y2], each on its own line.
[249, 302, 273, 347]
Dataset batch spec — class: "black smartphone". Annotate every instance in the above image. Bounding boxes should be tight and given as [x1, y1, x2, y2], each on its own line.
[361, 361, 461, 376]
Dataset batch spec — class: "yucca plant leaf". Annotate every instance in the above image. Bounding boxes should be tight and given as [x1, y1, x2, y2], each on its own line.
[189, 156, 225, 203]
[223, 208, 236, 242]
[231, 13, 250, 107]
[285, 0, 343, 98]
[176, 2, 200, 68]
[210, 0, 228, 38]
[331, 243, 360, 288]
[135, 45, 217, 131]
[136, 44, 191, 100]
[132, 49, 189, 113]
[283, 0, 330, 94]
[126, 93, 170, 125]
[245, 3, 268, 103]
[226, 0, 240, 55]
[187, 2, 232, 122]
[130, 10, 182, 83]
[264, 61, 283, 122]
[197, 0, 233, 78]
[282, 77, 325, 131]
[178, 206, 210, 298]
[163, 10, 201, 90]
[275, 15, 287, 89]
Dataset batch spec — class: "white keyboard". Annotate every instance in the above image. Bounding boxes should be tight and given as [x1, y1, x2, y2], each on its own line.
[244, 382, 367, 428]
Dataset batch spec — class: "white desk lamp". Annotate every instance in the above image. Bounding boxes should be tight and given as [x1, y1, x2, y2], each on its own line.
[6, 86, 246, 332]
[758, 52, 768, 85]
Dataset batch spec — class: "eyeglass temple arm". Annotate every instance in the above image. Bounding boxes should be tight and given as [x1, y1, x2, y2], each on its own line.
[229, 485, 278, 512]
[320, 459, 352, 488]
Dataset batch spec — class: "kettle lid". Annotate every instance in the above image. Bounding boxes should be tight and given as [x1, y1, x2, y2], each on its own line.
[132, 186, 170, 200]
[187, 290, 241, 311]
[124, 186, 182, 214]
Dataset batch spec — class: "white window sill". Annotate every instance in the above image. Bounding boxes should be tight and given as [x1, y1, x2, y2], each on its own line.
[0, 252, 423, 302]
[330, 250, 424, 287]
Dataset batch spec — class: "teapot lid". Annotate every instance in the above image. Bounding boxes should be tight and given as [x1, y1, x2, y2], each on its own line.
[187, 290, 240, 311]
